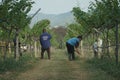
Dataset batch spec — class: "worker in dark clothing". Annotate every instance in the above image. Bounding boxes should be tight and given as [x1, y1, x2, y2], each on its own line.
[66, 35, 82, 61]
[40, 28, 52, 59]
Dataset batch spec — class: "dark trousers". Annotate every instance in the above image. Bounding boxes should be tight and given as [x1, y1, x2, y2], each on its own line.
[41, 47, 51, 59]
[94, 51, 98, 58]
[66, 42, 75, 60]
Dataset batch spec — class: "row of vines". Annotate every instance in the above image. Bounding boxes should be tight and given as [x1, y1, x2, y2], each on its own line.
[0, 0, 120, 65]
[65, 0, 120, 64]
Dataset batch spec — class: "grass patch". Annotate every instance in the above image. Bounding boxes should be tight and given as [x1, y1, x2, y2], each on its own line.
[0, 54, 38, 80]
[86, 57, 120, 80]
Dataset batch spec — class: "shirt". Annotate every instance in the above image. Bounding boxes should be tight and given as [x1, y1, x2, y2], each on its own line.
[93, 42, 98, 52]
[40, 32, 52, 49]
[66, 37, 80, 46]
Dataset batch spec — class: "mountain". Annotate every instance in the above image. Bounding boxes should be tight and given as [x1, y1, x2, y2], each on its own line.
[29, 12, 75, 28]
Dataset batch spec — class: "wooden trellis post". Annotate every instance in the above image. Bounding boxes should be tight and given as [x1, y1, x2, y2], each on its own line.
[115, 22, 119, 65]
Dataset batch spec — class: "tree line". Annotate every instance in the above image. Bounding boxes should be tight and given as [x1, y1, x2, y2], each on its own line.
[0, 0, 120, 65]
[66, 0, 120, 64]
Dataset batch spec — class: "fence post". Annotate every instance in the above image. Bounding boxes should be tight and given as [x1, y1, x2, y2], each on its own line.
[115, 22, 119, 65]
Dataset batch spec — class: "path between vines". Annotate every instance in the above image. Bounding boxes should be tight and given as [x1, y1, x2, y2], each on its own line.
[16, 48, 115, 80]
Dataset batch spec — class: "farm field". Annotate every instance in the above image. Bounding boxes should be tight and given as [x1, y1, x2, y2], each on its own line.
[13, 49, 115, 80]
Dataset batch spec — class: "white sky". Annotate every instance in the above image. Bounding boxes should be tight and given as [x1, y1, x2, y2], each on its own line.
[0, 0, 96, 14]
[29, 0, 95, 14]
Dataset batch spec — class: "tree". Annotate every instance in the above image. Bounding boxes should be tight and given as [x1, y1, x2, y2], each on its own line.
[0, 0, 34, 60]
[72, 0, 120, 63]
[72, 7, 93, 37]
[88, 0, 120, 63]
[52, 27, 66, 48]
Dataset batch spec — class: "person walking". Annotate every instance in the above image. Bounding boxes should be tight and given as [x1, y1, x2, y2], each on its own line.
[66, 35, 82, 61]
[40, 28, 52, 59]
[93, 39, 98, 58]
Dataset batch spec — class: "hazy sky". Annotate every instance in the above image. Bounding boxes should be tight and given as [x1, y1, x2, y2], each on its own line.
[29, 0, 95, 14]
[0, 0, 95, 14]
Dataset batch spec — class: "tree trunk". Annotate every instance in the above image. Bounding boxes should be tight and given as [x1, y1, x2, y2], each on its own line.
[1, 42, 5, 60]
[30, 42, 34, 57]
[27, 44, 31, 53]
[4, 43, 8, 60]
[8, 42, 11, 54]
[80, 40, 83, 57]
[106, 29, 110, 58]
[16, 35, 19, 60]
[34, 41, 37, 57]
[115, 23, 119, 65]
[37, 45, 40, 57]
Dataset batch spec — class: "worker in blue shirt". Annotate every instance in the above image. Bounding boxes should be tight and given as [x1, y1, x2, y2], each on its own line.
[40, 28, 52, 59]
[66, 35, 82, 61]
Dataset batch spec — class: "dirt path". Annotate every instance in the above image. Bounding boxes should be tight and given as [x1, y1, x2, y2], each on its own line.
[16, 49, 115, 80]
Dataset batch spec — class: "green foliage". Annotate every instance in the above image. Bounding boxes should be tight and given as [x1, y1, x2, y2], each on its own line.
[31, 19, 50, 37]
[72, 7, 96, 39]
[0, 54, 37, 73]
[87, 58, 120, 79]
[19, 25, 31, 44]
[0, 30, 8, 40]
[49, 30, 59, 47]
[88, 0, 120, 29]
[71, 0, 120, 61]
[65, 23, 88, 43]
[7, 0, 34, 29]
[71, 0, 120, 38]
[0, 0, 34, 42]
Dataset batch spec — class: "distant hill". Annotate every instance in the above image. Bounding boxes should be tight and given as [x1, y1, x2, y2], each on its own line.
[29, 12, 75, 28]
